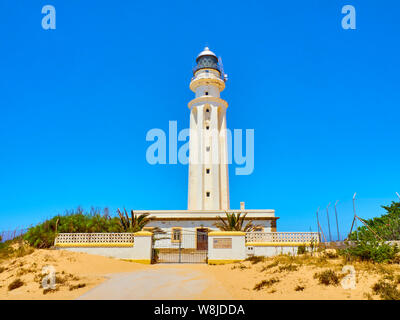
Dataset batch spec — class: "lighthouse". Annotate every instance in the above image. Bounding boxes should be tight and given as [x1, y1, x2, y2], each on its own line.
[187, 47, 230, 211]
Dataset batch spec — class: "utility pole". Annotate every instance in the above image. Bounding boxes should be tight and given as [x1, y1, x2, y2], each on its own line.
[326, 202, 332, 242]
[316, 207, 327, 243]
[334, 200, 340, 241]
[348, 192, 357, 240]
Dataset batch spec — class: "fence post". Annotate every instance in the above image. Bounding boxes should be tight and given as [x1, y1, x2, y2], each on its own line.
[132, 231, 153, 264]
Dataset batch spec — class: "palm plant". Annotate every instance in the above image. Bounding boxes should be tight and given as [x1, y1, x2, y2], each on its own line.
[213, 212, 260, 232]
[117, 208, 151, 232]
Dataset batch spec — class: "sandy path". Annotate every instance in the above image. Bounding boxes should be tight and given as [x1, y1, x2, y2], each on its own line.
[78, 266, 232, 300]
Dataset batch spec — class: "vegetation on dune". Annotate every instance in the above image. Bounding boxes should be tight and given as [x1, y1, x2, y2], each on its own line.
[253, 278, 280, 291]
[22, 207, 156, 248]
[339, 201, 400, 263]
[313, 269, 340, 286]
[0, 239, 34, 262]
[371, 279, 400, 300]
[23, 207, 123, 248]
[340, 239, 399, 263]
[348, 201, 400, 241]
[294, 285, 305, 291]
[245, 256, 265, 264]
[8, 278, 24, 291]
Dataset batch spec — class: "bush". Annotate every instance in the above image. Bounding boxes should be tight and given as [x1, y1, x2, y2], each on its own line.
[314, 269, 340, 286]
[372, 280, 400, 300]
[24, 207, 123, 248]
[8, 278, 24, 291]
[349, 201, 400, 241]
[297, 246, 307, 255]
[340, 240, 398, 263]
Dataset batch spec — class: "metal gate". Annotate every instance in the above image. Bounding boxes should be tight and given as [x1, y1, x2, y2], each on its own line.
[152, 229, 208, 263]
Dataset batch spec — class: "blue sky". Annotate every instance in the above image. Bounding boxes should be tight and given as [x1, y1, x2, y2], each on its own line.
[0, 1, 399, 238]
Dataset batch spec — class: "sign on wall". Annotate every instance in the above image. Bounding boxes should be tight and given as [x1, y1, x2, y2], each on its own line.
[213, 238, 232, 249]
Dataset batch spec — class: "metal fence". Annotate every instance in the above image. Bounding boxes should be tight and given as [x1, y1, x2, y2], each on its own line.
[152, 231, 208, 264]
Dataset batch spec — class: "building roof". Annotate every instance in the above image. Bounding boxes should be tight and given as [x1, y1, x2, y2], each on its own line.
[132, 209, 277, 220]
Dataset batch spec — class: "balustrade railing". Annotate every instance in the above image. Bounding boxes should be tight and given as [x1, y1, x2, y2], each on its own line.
[245, 232, 320, 243]
[54, 233, 134, 245]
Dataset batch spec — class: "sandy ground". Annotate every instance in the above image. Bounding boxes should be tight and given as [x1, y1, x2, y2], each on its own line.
[0, 247, 398, 300]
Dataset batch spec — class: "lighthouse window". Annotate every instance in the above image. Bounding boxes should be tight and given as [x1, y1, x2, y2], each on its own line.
[206, 192, 210, 197]
[206, 108, 210, 112]
[206, 126, 209, 130]
[206, 146, 210, 152]
[205, 92, 209, 96]
[206, 168, 210, 174]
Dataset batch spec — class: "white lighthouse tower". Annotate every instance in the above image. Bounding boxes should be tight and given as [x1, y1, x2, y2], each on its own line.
[187, 47, 230, 210]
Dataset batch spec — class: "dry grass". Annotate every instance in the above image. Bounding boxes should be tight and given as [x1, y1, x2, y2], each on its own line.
[245, 256, 265, 264]
[231, 263, 249, 270]
[253, 278, 280, 291]
[69, 283, 86, 291]
[260, 261, 279, 271]
[277, 264, 299, 272]
[313, 269, 340, 286]
[371, 279, 400, 300]
[8, 278, 24, 291]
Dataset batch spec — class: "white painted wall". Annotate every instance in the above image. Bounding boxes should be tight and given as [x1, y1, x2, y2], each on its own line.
[246, 245, 309, 257]
[188, 65, 229, 211]
[208, 233, 246, 262]
[56, 233, 153, 262]
[59, 247, 135, 260]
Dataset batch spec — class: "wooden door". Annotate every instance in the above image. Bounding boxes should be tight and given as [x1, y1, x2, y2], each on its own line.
[196, 228, 208, 250]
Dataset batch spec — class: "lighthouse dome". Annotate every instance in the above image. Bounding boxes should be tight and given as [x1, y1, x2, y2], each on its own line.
[196, 47, 217, 61]
[194, 47, 220, 74]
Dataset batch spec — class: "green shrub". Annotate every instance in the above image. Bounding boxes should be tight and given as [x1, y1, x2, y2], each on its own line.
[349, 201, 400, 241]
[0, 241, 13, 261]
[297, 246, 307, 255]
[24, 207, 123, 248]
[340, 240, 398, 263]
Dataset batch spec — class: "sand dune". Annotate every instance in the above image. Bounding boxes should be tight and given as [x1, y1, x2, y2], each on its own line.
[0, 247, 398, 300]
